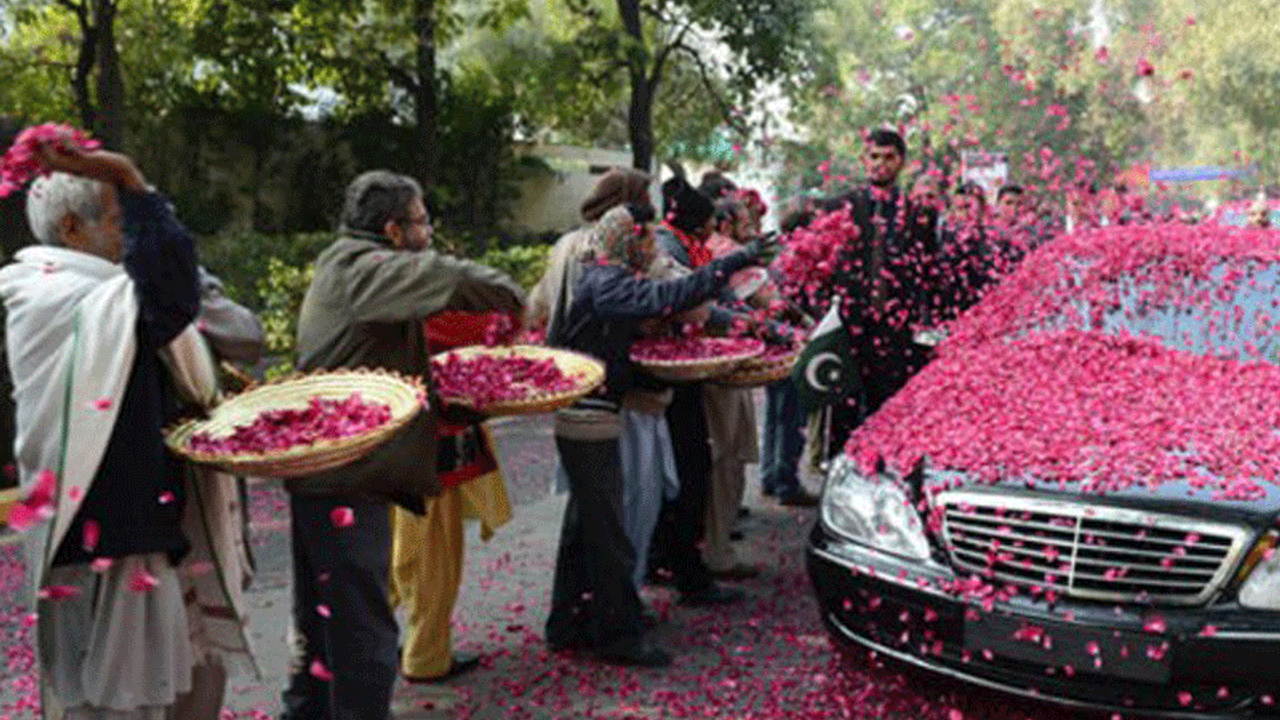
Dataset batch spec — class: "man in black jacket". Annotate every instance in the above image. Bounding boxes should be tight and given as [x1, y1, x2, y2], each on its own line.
[818, 129, 941, 456]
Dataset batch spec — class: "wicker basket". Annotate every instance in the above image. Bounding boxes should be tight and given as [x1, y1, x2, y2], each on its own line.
[432, 345, 605, 416]
[715, 347, 800, 387]
[631, 338, 765, 383]
[165, 369, 426, 478]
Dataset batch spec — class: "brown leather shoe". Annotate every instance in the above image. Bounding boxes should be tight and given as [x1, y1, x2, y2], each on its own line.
[778, 489, 820, 507]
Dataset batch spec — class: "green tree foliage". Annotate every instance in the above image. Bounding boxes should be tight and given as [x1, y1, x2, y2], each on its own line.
[513, 0, 823, 170]
[789, 0, 1119, 198]
[787, 0, 1280, 201]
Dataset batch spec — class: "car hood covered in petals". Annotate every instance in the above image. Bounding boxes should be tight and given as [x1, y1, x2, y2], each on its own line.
[843, 221, 1280, 519]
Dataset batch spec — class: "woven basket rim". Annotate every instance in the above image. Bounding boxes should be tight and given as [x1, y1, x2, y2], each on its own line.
[716, 353, 799, 387]
[630, 337, 765, 369]
[431, 344, 606, 415]
[164, 368, 426, 473]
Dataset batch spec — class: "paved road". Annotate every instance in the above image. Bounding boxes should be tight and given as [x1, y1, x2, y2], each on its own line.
[0, 412, 1088, 720]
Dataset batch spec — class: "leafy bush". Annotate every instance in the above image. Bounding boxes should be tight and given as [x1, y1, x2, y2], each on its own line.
[476, 243, 552, 290]
[199, 230, 332, 307]
[257, 257, 315, 380]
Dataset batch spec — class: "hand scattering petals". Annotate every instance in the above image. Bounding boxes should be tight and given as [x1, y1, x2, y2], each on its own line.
[0, 123, 101, 198]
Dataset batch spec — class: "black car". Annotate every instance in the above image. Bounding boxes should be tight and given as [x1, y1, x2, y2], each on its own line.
[809, 223, 1280, 718]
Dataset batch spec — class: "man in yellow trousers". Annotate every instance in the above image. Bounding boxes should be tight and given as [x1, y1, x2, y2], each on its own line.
[389, 310, 515, 681]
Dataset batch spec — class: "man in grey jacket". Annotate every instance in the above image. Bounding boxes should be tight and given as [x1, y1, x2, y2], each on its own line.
[281, 171, 524, 720]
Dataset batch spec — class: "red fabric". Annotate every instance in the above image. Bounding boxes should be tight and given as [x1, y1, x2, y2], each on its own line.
[423, 311, 516, 353]
[423, 311, 510, 487]
[664, 222, 714, 268]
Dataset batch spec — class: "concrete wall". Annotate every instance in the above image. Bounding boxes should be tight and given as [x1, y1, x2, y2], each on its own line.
[506, 144, 646, 235]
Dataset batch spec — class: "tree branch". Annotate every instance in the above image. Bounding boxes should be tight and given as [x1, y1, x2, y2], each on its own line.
[648, 15, 696, 89]
[670, 42, 747, 134]
[53, 0, 91, 39]
[586, 57, 629, 87]
[0, 55, 76, 70]
[380, 51, 418, 93]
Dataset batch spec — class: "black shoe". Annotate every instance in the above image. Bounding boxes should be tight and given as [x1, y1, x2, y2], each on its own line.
[403, 653, 481, 683]
[778, 488, 820, 508]
[710, 563, 760, 580]
[679, 584, 745, 607]
[546, 635, 590, 653]
[729, 529, 744, 541]
[736, 507, 751, 519]
[597, 642, 673, 668]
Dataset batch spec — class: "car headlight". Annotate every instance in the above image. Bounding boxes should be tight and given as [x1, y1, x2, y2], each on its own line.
[1237, 531, 1280, 610]
[820, 455, 931, 560]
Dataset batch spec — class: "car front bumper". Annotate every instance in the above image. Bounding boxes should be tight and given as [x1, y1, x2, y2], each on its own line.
[808, 525, 1280, 718]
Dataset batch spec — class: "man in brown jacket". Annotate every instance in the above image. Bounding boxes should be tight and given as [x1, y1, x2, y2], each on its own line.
[281, 170, 525, 720]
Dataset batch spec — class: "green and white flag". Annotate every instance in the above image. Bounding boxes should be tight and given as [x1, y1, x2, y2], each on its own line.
[792, 298, 857, 413]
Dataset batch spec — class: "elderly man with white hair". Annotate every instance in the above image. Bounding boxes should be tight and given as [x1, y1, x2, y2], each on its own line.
[0, 137, 253, 719]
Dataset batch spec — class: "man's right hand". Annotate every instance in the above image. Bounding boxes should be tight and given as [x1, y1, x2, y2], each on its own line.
[744, 232, 782, 267]
[35, 136, 146, 192]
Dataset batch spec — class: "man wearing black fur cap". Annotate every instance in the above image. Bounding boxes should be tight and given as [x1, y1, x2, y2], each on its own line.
[647, 173, 747, 607]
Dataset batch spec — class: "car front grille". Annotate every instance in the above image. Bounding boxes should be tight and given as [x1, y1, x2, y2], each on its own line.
[937, 490, 1252, 606]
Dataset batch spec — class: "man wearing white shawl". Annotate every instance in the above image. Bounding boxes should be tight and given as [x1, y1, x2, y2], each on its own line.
[0, 139, 253, 718]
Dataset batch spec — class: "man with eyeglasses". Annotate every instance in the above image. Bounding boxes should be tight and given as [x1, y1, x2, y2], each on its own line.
[281, 170, 524, 720]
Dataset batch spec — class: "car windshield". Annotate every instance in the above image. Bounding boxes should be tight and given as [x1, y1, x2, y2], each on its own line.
[1033, 261, 1280, 363]
[943, 223, 1280, 364]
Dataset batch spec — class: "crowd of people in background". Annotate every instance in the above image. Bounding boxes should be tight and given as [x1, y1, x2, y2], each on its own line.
[4, 124, 1277, 720]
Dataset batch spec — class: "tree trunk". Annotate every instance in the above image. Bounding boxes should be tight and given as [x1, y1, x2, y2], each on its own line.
[617, 0, 652, 171]
[93, 0, 124, 148]
[414, 0, 438, 184]
[628, 71, 654, 172]
[70, 1, 97, 134]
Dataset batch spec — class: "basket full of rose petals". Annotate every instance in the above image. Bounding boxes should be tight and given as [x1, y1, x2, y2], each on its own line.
[164, 369, 427, 478]
[714, 341, 802, 388]
[430, 345, 605, 416]
[630, 336, 765, 382]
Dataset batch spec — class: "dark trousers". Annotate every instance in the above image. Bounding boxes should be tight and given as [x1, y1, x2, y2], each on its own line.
[760, 379, 804, 498]
[546, 435, 645, 652]
[282, 495, 398, 720]
[826, 340, 931, 457]
[653, 384, 714, 595]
